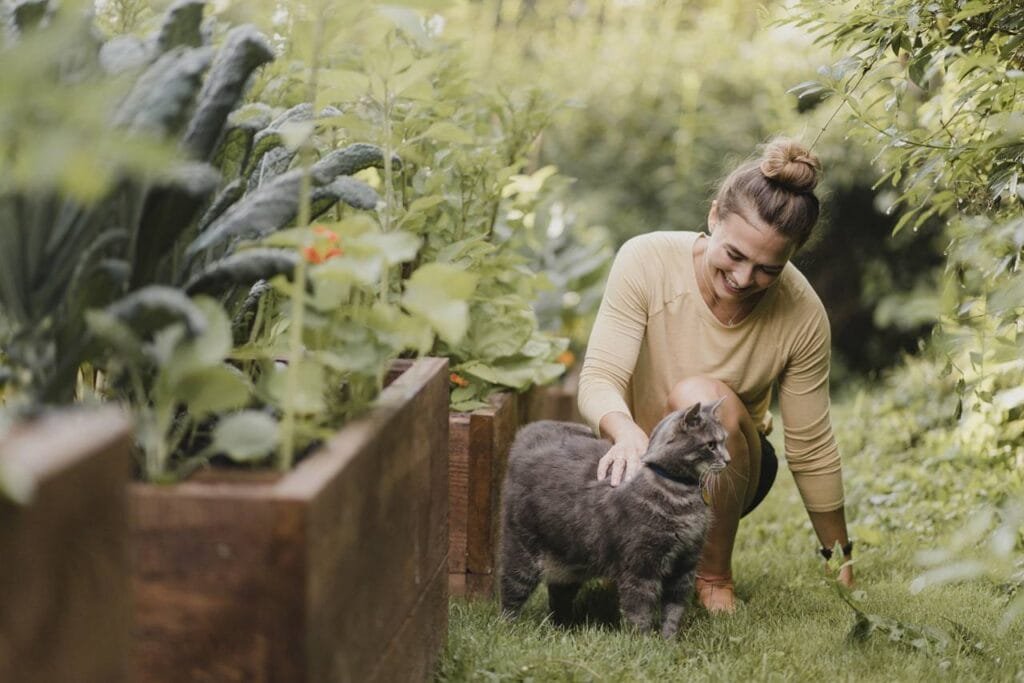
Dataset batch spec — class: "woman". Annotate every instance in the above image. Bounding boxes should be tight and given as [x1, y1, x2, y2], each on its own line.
[578, 138, 854, 614]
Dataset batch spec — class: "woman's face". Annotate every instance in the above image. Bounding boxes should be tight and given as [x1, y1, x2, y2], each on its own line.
[704, 201, 797, 303]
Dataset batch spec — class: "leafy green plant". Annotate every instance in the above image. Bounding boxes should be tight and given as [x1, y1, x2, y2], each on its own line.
[790, 0, 1024, 626]
[0, 0, 457, 480]
[254, 4, 572, 411]
[493, 165, 614, 366]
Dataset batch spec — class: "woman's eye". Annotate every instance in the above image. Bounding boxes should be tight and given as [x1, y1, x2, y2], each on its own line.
[728, 252, 741, 261]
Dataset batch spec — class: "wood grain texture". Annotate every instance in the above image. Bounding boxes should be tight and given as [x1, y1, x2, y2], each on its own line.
[0, 409, 132, 683]
[448, 390, 519, 598]
[130, 357, 449, 683]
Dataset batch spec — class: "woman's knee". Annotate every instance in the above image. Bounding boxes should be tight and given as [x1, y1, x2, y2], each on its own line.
[667, 376, 745, 433]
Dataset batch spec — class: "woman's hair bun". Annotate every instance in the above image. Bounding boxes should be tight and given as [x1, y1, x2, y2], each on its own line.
[758, 138, 821, 193]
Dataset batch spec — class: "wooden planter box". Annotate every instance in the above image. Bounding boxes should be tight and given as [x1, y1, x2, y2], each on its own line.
[0, 409, 132, 683]
[448, 390, 520, 598]
[130, 357, 449, 683]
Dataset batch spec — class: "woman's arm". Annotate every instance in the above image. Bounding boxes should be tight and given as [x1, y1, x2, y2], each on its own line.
[578, 237, 652, 484]
[778, 300, 854, 585]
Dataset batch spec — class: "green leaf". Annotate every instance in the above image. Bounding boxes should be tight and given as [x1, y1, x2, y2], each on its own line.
[261, 360, 327, 415]
[311, 142, 397, 179]
[406, 194, 446, 214]
[84, 310, 147, 364]
[462, 302, 534, 360]
[421, 121, 474, 145]
[164, 296, 232, 384]
[184, 248, 298, 296]
[104, 286, 207, 339]
[181, 26, 275, 160]
[211, 410, 279, 462]
[113, 45, 213, 136]
[402, 263, 478, 344]
[367, 302, 433, 354]
[357, 230, 421, 266]
[458, 358, 565, 391]
[154, 0, 205, 54]
[176, 364, 252, 416]
[319, 69, 371, 104]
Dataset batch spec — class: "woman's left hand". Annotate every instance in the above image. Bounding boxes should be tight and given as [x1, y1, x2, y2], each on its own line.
[838, 561, 854, 587]
[825, 558, 855, 587]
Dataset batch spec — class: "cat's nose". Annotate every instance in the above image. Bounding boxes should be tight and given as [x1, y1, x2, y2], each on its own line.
[720, 449, 731, 464]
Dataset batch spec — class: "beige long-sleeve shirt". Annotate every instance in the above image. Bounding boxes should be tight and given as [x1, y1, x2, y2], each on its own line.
[578, 230, 843, 512]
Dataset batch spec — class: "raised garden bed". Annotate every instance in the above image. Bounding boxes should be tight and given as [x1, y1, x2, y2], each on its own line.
[130, 357, 449, 683]
[0, 408, 132, 683]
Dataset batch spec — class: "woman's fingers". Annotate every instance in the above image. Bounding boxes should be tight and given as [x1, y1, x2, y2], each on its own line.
[597, 452, 613, 481]
[610, 456, 627, 486]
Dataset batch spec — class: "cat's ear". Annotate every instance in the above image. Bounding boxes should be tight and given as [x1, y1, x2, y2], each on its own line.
[709, 396, 726, 417]
[682, 402, 702, 428]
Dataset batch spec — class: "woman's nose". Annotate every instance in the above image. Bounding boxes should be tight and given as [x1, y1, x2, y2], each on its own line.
[733, 265, 754, 288]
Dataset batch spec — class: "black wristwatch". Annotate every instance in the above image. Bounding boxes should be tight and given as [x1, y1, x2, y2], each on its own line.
[819, 540, 854, 560]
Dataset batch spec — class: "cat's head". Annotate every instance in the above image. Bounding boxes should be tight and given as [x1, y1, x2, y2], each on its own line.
[641, 398, 730, 481]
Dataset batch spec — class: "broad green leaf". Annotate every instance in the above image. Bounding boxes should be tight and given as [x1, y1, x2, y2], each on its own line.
[211, 410, 279, 462]
[367, 302, 433, 354]
[154, 0, 205, 54]
[402, 263, 477, 344]
[406, 195, 446, 214]
[176, 364, 252, 416]
[357, 230, 421, 265]
[314, 254, 384, 287]
[320, 69, 371, 104]
[462, 303, 534, 360]
[181, 26, 275, 161]
[184, 249, 298, 296]
[84, 310, 146, 364]
[421, 121, 474, 145]
[458, 358, 565, 391]
[261, 360, 327, 415]
[167, 296, 232, 380]
[279, 120, 315, 151]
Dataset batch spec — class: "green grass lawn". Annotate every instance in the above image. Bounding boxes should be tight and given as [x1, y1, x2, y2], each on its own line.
[438, 393, 1024, 682]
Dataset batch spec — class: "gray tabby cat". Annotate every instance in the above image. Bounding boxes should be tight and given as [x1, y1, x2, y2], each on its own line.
[500, 399, 728, 638]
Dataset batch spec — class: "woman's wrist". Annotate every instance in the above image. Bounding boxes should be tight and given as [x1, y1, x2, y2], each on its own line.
[599, 411, 647, 445]
[819, 540, 853, 560]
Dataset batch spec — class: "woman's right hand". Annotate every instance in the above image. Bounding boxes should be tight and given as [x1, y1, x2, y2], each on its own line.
[596, 413, 649, 486]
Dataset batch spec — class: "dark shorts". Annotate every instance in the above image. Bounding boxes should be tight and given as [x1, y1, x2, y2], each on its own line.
[741, 433, 778, 518]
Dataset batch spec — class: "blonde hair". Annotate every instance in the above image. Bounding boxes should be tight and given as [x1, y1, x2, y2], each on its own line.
[715, 138, 822, 247]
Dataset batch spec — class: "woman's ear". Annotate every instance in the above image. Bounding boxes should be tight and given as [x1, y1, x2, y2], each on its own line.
[707, 200, 719, 234]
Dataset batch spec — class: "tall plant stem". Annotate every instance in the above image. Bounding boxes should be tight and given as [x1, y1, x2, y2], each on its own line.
[380, 42, 397, 303]
[278, 8, 325, 471]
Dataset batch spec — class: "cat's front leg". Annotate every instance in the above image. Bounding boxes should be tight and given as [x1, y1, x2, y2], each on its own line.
[660, 565, 697, 639]
[500, 523, 543, 618]
[617, 575, 661, 632]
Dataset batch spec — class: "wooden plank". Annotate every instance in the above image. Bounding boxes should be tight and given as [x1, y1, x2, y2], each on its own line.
[466, 391, 518, 577]
[0, 409, 132, 683]
[448, 414, 470, 575]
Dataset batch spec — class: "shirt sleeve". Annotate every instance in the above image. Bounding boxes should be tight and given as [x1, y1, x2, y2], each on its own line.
[578, 236, 650, 436]
[777, 300, 845, 512]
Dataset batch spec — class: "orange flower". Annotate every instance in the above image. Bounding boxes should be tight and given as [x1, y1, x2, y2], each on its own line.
[302, 246, 323, 264]
[556, 350, 576, 367]
[323, 246, 345, 260]
[449, 372, 469, 387]
[313, 225, 339, 242]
